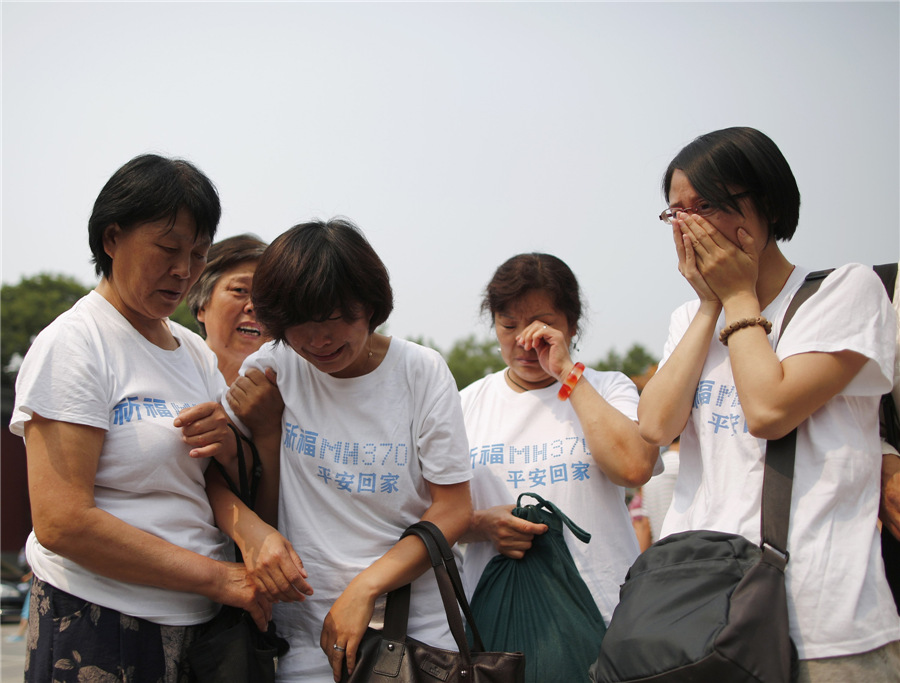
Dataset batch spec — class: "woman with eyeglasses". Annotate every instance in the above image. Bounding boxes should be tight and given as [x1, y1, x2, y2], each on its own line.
[638, 126, 900, 679]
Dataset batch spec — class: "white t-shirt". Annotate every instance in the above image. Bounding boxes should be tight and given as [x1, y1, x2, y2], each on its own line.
[229, 337, 472, 683]
[458, 368, 641, 625]
[659, 263, 900, 659]
[10, 291, 229, 625]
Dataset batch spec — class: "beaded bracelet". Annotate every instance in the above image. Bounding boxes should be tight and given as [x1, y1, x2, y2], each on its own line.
[718, 316, 773, 346]
[557, 362, 586, 401]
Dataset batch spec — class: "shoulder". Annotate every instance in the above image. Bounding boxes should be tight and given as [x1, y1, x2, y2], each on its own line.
[392, 337, 455, 383]
[583, 366, 634, 388]
[825, 263, 892, 295]
[459, 371, 500, 410]
[24, 293, 102, 358]
[796, 263, 893, 319]
[583, 367, 640, 414]
[394, 337, 444, 365]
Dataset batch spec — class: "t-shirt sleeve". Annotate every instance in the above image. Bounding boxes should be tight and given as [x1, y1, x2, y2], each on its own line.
[776, 263, 896, 397]
[10, 318, 109, 436]
[415, 351, 473, 486]
[658, 300, 699, 370]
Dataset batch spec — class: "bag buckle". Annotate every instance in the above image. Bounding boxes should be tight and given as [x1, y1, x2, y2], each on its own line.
[760, 542, 790, 569]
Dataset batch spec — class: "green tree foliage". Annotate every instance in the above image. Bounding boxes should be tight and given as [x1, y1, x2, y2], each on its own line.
[1, 273, 92, 417]
[591, 343, 657, 379]
[443, 335, 504, 390]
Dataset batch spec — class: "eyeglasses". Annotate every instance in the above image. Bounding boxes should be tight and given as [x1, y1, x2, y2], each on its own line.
[659, 192, 752, 224]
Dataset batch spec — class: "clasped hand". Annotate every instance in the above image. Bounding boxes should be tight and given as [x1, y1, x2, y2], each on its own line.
[479, 504, 548, 559]
[672, 213, 758, 305]
[239, 521, 313, 604]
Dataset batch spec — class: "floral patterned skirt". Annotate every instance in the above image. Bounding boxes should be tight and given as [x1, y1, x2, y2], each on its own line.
[25, 578, 205, 683]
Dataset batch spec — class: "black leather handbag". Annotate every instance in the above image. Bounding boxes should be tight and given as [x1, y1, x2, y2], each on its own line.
[342, 520, 526, 683]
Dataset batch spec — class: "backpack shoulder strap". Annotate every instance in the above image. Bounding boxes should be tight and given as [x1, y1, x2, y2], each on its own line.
[777, 268, 832, 339]
[873, 263, 898, 299]
[762, 268, 832, 562]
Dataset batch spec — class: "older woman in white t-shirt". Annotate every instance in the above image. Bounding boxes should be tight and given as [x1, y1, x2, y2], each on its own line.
[10, 154, 269, 682]
[457, 252, 659, 677]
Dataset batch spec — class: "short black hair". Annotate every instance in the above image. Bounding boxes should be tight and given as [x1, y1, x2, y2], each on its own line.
[253, 218, 393, 342]
[186, 233, 268, 336]
[482, 253, 583, 337]
[88, 154, 221, 278]
[663, 127, 800, 242]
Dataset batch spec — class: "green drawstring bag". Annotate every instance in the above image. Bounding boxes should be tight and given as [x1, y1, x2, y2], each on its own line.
[468, 492, 606, 683]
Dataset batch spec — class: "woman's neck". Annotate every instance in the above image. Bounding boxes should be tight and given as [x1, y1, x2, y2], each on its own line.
[95, 280, 178, 350]
[755, 243, 795, 310]
[218, 355, 241, 386]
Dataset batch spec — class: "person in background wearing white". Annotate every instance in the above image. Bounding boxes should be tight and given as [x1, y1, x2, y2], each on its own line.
[187, 233, 269, 385]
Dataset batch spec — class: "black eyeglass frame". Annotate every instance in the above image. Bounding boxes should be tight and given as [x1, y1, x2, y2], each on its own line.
[659, 191, 753, 224]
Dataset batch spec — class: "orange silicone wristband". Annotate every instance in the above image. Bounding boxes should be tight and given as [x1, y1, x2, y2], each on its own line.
[557, 362, 585, 401]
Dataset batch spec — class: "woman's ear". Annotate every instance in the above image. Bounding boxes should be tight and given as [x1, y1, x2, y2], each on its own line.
[102, 223, 121, 260]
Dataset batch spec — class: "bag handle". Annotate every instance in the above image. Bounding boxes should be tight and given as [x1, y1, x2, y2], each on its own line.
[389, 521, 487, 664]
[405, 521, 487, 651]
[760, 269, 830, 563]
[515, 492, 592, 544]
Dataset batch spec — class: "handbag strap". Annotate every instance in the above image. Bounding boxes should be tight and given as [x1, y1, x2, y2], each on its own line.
[516, 492, 592, 544]
[760, 269, 829, 563]
[405, 521, 487, 651]
[394, 522, 484, 661]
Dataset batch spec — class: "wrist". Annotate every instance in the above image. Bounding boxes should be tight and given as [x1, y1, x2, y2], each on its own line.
[721, 291, 760, 318]
[558, 362, 585, 401]
[698, 299, 723, 317]
[347, 568, 386, 602]
[556, 361, 576, 383]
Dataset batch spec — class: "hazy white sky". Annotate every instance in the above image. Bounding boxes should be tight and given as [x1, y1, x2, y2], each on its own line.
[3, 1, 898, 364]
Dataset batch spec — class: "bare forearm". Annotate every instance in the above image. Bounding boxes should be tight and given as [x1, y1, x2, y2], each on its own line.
[251, 431, 281, 526]
[570, 382, 658, 487]
[723, 294, 867, 439]
[34, 505, 226, 601]
[352, 485, 472, 598]
[639, 302, 719, 445]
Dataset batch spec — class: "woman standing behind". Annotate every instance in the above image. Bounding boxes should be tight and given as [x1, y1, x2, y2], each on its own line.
[213, 218, 473, 683]
[459, 253, 658, 626]
[638, 127, 899, 679]
[187, 233, 268, 385]
[10, 154, 269, 682]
